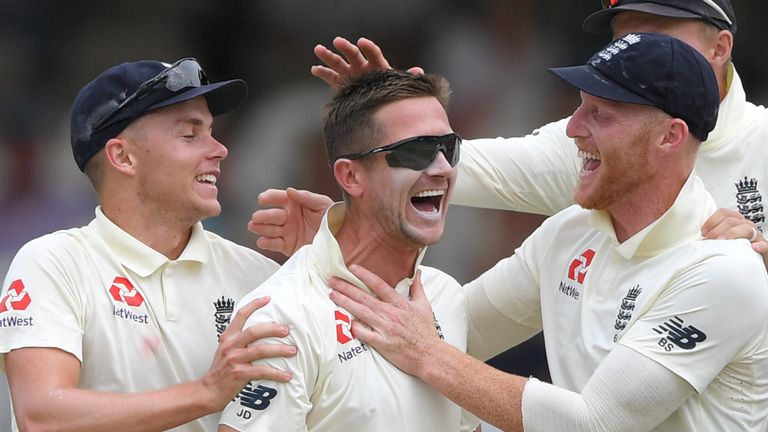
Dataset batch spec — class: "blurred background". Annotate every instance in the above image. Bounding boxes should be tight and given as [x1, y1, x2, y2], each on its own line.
[1, 0, 766, 429]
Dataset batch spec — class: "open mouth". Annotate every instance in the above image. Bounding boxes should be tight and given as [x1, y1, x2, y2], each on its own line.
[195, 173, 218, 186]
[578, 149, 601, 175]
[410, 189, 445, 215]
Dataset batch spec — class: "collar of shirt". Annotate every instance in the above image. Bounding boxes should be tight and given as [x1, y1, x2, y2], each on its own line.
[588, 174, 717, 259]
[308, 202, 427, 299]
[701, 62, 746, 153]
[92, 206, 210, 277]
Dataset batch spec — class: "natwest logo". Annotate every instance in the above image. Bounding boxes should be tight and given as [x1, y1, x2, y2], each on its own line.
[335, 310, 353, 344]
[0, 279, 32, 313]
[109, 276, 144, 307]
[567, 249, 596, 284]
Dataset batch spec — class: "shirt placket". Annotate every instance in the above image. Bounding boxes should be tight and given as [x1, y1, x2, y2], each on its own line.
[161, 261, 179, 321]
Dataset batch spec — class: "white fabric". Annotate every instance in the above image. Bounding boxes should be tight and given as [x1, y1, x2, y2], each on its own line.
[522, 345, 694, 432]
[219, 203, 470, 432]
[465, 175, 768, 430]
[0, 207, 279, 432]
[456, 66, 768, 233]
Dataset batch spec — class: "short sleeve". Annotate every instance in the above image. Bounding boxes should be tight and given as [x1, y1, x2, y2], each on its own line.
[0, 235, 86, 369]
[453, 118, 579, 215]
[219, 279, 319, 432]
[620, 246, 768, 392]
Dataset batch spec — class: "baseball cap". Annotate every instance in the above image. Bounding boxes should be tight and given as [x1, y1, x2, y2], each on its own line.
[70, 58, 247, 171]
[548, 32, 719, 141]
[583, 0, 737, 34]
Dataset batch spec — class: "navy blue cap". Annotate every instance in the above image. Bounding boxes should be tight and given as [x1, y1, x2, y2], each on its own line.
[70, 58, 247, 171]
[548, 32, 719, 141]
[583, 0, 736, 34]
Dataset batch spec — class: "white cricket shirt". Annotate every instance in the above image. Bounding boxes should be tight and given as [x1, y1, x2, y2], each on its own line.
[219, 203, 469, 432]
[0, 207, 279, 432]
[455, 65, 768, 233]
[466, 175, 768, 430]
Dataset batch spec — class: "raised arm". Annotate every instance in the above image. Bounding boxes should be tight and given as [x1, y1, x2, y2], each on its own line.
[311, 37, 423, 90]
[7, 297, 296, 432]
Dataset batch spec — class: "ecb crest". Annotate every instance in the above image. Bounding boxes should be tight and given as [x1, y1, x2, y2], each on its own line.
[735, 177, 765, 230]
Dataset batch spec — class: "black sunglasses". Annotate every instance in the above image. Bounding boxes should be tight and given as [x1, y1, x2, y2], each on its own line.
[94, 58, 209, 131]
[337, 133, 461, 171]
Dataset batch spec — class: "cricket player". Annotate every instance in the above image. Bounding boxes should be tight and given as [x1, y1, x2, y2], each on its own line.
[219, 70, 473, 432]
[0, 58, 296, 431]
[331, 33, 768, 431]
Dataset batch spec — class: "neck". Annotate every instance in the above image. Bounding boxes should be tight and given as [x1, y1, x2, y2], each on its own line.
[335, 210, 421, 289]
[100, 200, 194, 260]
[607, 169, 689, 243]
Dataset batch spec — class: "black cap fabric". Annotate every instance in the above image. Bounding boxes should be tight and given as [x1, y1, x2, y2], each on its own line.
[548, 32, 719, 141]
[583, 0, 736, 34]
[70, 59, 247, 171]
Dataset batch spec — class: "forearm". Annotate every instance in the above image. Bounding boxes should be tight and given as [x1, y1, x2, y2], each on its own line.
[418, 341, 527, 432]
[14, 379, 218, 432]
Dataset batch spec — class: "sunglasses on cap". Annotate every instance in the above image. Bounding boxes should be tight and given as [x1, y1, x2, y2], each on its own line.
[599, 0, 732, 25]
[94, 58, 209, 131]
[337, 133, 461, 171]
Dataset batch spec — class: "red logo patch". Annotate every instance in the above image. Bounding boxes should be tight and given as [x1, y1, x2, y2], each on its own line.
[0, 279, 31, 313]
[567, 249, 596, 284]
[109, 276, 144, 307]
[335, 310, 353, 344]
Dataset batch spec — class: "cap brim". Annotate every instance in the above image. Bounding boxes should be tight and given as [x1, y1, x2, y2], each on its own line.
[548, 65, 654, 106]
[147, 78, 248, 117]
[582, 3, 702, 33]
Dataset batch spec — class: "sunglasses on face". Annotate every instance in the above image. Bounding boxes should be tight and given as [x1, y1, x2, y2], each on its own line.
[94, 58, 209, 131]
[600, 0, 732, 25]
[337, 133, 462, 171]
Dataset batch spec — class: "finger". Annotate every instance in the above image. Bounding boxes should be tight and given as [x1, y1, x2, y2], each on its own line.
[240, 364, 293, 383]
[701, 208, 742, 236]
[715, 223, 757, 241]
[406, 66, 425, 76]
[310, 65, 341, 88]
[329, 276, 378, 306]
[250, 208, 288, 227]
[241, 342, 298, 364]
[357, 37, 391, 69]
[348, 264, 402, 304]
[314, 44, 352, 77]
[257, 189, 290, 207]
[224, 297, 271, 337]
[329, 288, 385, 329]
[409, 270, 427, 304]
[333, 36, 368, 70]
[349, 320, 380, 345]
[254, 237, 289, 255]
[752, 240, 768, 255]
[248, 222, 288, 238]
[703, 216, 743, 239]
[286, 187, 334, 211]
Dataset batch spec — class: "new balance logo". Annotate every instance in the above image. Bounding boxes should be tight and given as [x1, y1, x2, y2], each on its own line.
[0, 279, 31, 313]
[235, 383, 278, 419]
[653, 316, 707, 351]
[567, 249, 596, 284]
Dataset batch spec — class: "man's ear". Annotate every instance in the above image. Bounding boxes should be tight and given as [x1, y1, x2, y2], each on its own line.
[333, 159, 365, 198]
[104, 137, 136, 176]
[712, 30, 734, 68]
[659, 118, 689, 154]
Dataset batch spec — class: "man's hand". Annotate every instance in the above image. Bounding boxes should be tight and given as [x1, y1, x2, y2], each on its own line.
[702, 208, 767, 269]
[311, 36, 424, 90]
[328, 265, 440, 377]
[248, 188, 333, 257]
[200, 296, 297, 411]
